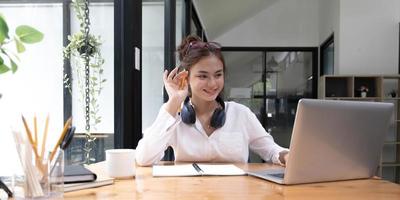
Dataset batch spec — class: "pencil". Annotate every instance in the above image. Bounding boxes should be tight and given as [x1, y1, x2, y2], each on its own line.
[21, 115, 40, 161]
[49, 117, 72, 162]
[177, 71, 187, 113]
[22, 115, 44, 174]
[40, 115, 49, 160]
[34, 115, 37, 147]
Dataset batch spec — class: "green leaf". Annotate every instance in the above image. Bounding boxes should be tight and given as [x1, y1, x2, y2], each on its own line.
[15, 37, 25, 53]
[0, 64, 10, 74]
[15, 25, 43, 44]
[0, 14, 9, 43]
[10, 58, 17, 73]
[0, 55, 3, 65]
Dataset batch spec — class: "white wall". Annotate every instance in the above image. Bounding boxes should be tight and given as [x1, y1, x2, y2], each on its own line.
[216, 0, 400, 75]
[215, 0, 320, 47]
[338, 0, 400, 74]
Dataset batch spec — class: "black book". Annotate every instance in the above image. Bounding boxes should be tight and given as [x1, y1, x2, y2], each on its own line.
[64, 165, 97, 184]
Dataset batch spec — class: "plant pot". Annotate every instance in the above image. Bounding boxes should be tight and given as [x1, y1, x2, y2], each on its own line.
[361, 91, 367, 98]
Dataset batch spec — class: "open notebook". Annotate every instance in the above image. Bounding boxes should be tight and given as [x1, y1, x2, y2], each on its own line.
[152, 164, 246, 177]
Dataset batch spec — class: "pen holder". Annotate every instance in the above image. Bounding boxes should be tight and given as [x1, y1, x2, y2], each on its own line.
[13, 148, 64, 200]
[48, 149, 64, 199]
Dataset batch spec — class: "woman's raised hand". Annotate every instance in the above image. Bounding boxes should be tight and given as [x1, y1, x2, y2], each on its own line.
[163, 67, 189, 116]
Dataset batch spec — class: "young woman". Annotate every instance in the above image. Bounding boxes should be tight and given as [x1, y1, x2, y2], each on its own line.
[136, 35, 289, 166]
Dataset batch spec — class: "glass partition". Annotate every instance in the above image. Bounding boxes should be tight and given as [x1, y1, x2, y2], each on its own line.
[265, 51, 313, 147]
[142, 0, 165, 131]
[223, 50, 315, 152]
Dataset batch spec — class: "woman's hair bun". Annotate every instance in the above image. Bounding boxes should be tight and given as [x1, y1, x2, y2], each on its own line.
[177, 35, 202, 61]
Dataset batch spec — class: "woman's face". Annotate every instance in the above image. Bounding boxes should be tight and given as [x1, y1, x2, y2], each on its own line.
[189, 55, 224, 102]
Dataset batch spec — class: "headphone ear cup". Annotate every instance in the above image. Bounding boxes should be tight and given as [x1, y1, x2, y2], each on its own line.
[210, 108, 226, 128]
[181, 99, 196, 124]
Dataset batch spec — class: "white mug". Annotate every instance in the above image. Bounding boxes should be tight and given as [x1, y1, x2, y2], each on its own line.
[106, 149, 136, 178]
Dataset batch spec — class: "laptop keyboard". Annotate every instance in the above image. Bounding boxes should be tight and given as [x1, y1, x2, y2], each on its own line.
[256, 171, 285, 179]
[269, 173, 285, 179]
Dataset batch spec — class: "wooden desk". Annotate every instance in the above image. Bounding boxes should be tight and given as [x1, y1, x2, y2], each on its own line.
[64, 163, 400, 200]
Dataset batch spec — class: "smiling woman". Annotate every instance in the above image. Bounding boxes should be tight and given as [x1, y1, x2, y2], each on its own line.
[135, 35, 289, 166]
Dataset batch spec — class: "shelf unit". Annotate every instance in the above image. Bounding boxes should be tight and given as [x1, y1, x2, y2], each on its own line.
[319, 75, 400, 183]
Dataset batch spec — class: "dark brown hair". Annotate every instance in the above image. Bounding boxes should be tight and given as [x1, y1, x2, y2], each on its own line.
[177, 35, 225, 72]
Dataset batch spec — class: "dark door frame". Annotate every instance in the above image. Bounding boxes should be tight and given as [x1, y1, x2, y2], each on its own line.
[114, 0, 142, 149]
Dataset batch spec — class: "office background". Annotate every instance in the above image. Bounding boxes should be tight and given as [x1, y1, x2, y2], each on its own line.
[0, 0, 399, 182]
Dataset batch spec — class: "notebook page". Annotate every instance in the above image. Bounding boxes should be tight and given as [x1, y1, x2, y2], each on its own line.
[198, 164, 246, 176]
[152, 165, 198, 177]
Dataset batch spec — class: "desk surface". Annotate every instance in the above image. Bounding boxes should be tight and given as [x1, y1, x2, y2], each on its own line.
[64, 163, 400, 200]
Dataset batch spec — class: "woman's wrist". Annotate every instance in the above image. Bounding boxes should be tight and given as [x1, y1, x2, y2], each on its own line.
[279, 151, 289, 165]
[165, 96, 183, 116]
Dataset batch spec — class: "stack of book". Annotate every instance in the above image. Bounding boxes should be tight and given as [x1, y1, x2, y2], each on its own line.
[63, 164, 114, 192]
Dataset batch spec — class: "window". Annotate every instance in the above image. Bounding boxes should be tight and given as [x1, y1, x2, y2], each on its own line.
[0, 1, 115, 170]
[320, 34, 334, 76]
[142, 0, 165, 131]
[0, 2, 64, 174]
[67, 1, 115, 164]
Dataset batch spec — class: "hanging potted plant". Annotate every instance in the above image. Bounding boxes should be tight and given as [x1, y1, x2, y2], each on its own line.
[63, 0, 106, 164]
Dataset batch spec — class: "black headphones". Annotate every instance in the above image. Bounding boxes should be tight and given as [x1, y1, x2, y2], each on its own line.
[180, 96, 226, 129]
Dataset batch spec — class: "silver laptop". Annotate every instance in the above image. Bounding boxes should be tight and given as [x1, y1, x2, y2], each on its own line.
[248, 99, 393, 185]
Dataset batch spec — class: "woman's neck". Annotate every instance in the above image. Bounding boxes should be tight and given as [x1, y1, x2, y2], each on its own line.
[190, 97, 217, 115]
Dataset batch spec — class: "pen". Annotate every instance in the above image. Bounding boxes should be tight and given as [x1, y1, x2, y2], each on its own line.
[177, 69, 187, 113]
[192, 163, 204, 174]
[50, 126, 76, 175]
[49, 117, 72, 162]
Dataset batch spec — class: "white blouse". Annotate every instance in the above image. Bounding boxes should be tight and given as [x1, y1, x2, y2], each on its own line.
[135, 101, 288, 166]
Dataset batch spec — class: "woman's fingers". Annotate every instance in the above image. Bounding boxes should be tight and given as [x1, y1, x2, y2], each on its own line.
[163, 69, 169, 83]
[164, 67, 188, 92]
[167, 66, 179, 81]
